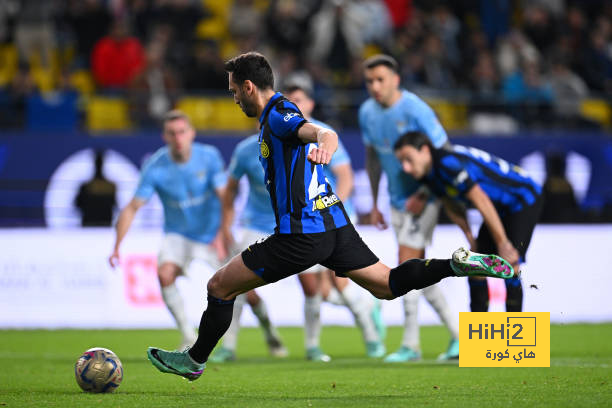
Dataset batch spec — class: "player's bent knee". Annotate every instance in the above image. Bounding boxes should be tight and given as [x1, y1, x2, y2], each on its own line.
[206, 273, 230, 300]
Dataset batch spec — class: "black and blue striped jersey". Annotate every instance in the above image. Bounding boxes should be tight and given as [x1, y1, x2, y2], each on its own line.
[258, 92, 349, 234]
[427, 145, 542, 215]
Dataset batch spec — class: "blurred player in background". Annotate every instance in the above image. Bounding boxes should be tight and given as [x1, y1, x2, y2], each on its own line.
[146, 52, 515, 381]
[212, 76, 385, 363]
[360, 54, 459, 362]
[109, 110, 228, 351]
[393, 131, 543, 312]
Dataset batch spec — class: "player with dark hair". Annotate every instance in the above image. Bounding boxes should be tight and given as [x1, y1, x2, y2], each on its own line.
[146, 52, 516, 381]
[393, 131, 543, 312]
[360, 54, 460, 362]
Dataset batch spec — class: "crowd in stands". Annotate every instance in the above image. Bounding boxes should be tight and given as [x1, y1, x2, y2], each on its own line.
[0, 0, 611, 131]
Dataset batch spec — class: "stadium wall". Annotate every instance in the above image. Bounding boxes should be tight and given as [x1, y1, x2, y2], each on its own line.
[1, 131, 611, 226]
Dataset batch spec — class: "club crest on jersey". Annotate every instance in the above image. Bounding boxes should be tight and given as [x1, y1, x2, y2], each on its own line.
[197, 170, 206, 181]
[312, 193, 340, 211]
[260, 141, 270, 158]
[283, 112, 300, 122]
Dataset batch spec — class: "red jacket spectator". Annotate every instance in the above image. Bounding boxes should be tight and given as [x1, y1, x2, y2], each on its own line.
[91, 21, 145, 88]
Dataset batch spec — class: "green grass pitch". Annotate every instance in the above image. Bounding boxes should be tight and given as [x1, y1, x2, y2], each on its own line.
[1, 324, 611, 407]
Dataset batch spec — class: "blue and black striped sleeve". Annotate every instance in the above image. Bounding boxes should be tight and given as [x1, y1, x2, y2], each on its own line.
[268, 102, 307, 141]
[438, 154, 476, 195]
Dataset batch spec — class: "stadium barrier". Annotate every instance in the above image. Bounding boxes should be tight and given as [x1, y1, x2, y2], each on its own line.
[0, 224, 610, 328]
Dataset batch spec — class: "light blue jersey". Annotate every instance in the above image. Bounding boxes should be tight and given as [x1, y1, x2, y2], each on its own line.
[228, 135, 277, 234]
[359, 90, 448, 209]
[135, 143, 227, 244]
[229, 127, 355, 234]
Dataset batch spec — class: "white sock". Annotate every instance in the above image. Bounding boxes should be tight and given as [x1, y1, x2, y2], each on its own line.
[221, 293, 247, 351]
[252, 298, 282, 344]
[325, 287, 345, 306]
[422, 284, 459, 339]
[341, 283, 379, 343]
[161, 283, 196, 342]
[304, 294, 322, 349]
[401, 290, 421, 351]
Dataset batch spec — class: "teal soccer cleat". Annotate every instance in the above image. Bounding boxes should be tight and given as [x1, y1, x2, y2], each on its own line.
[450, 248, 515, 279]
[306, 346, 331, 362]
[437, 338, 459, 360]
[147, 347, 205, 381]
[383, 346, 421, 363]
[366, 341, 386, 358]
[371, 298, 387, 342]
[208, 346, 236, 363]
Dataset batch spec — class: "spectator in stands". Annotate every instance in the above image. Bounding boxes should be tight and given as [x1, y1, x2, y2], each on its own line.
[13, 0, 58, 69]
[540, 152, 579, 223]
[229, 0, 263, 41]
[66, 0, 111, 67]
[421, 32, 455, 89]
[496, 29, 540, 79]
[266, 0, 322, 64]
[75, 150, 117, 227]
[129, 41, 179, 125]
[579, 26, 612, 92]
[91, 18, 145, 89]
[153, 0, 207, 70]
[2, 62, 37, 128]
[522, 4, 557, 55]
[183, 39, 228, 92]
[549, 53, 590, 127]
[502, 59, 553, 125]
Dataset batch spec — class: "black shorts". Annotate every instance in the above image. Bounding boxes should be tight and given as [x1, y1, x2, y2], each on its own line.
[241, 224, 379, 283]
[476, 195, 543, 262]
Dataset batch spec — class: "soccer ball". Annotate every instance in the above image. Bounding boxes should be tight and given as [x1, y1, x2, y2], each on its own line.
[74, 347, 123, 393]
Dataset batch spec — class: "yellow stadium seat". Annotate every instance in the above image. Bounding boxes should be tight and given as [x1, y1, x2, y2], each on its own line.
[30, 67, 55, 93]
[196, 17, 229, 40]
[176, 97, 215, 130]
[580, 99, 611, 128]
[202, 0, 230, 18]
[86, 97, 131, 131]
[0, 44, 18, 87]
[211, 98, 256, 131]
[424, 98, 468, 131]
[70, 69, 96, 96]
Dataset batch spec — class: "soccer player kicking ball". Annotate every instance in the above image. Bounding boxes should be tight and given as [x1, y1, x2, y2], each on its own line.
[392, 131, 543, 312]
[146, 52, 515, 381]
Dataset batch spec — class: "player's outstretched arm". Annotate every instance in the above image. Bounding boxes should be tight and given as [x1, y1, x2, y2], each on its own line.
[465, 184, 519, 268]
[109, 197, 145, 268]
[365, 146, 387, 229]
[331, 162, 354, 201]
[298, 122, 338, 165]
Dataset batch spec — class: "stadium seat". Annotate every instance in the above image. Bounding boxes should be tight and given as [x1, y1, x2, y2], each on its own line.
[211, 98, 256, 131]
[580, 99, 611, 128]
[86, 96, 131, 131]
[176, 97, 215, 130]
[176, 96, 255, 131]
[69, 70, 96, 97]
[0, 44, 18, 87]
[424, 99, 468, 131]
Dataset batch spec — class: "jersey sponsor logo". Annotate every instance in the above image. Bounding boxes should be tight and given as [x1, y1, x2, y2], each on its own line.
[454, 170, 468, 186]
[312, 193, 340, 211]
[260, 141, 270, 158]
[283, 112, 300, 122]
